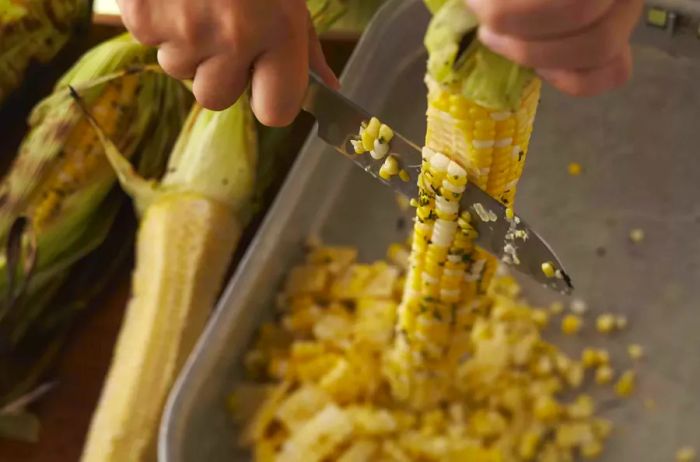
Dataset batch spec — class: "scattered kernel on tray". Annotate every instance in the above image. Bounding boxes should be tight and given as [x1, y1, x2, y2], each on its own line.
[570, 298, 588, 315]
[595, 365, 614, 385]
[628, 344, 644, 360]
[677, 446, 697, 462]
[629, 228, 645, 244]
[614, 370, 636, 397]
[568, 162, 582, 176]
[596, 313, 617, 334]
[562, 313, 583, 334]
[549, 300, 564, 315]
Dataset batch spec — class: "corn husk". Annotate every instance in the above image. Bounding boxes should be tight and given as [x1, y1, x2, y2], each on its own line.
[0, 34, 191, 441]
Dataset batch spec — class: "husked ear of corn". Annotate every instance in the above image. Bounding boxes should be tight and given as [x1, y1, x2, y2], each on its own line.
[385, 0, 541, 409]
[0, 0, 89, 104]
[0, 34, 190, 419]
[76, 91, 257, 461]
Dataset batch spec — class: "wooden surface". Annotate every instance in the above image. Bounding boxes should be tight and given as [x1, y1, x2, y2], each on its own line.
[0, 26, 356, 461]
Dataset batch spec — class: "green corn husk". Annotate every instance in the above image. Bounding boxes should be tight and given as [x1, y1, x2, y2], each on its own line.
[0, 0, 91, 105]
[425, 0, 535, 110]
[0, 34, 191, 440]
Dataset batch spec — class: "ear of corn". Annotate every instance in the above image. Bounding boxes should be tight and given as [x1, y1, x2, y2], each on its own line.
[0, 0, 89, 105]
[0, 34, 188, 288]
[77, 92, 257, 461]
[0, 34, 190, 429]
[0, 34, 186, 326]
[384, 0, 541, 409]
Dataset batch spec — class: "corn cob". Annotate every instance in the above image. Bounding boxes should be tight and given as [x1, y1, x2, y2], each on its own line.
[0, 0, 89, 105]
[385, 0, 541, 409]
[76, 90, 257, 461]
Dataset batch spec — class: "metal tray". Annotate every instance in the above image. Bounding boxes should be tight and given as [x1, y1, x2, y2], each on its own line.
[160, 1, 700, 460]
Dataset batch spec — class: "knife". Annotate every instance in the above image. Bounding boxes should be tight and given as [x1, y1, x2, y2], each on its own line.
[302, 72, 573, 294]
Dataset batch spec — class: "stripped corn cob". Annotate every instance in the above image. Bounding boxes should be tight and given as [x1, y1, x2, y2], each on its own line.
[77, 94, 257, 462]
[386, 0, 541, 408]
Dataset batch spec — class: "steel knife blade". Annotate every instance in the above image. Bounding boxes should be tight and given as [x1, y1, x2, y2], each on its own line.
[302, 72, 573, 294]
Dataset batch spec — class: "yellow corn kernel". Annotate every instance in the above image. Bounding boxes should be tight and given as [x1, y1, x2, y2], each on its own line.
[676, 446, 697, 462]
[568, 394, 594, 419]
[399, 169, 410, 182]
[379, 156, 400, 180]
[518, 431, 541, 460]
[614, 370, 636, 397]
[531, 309, 549, 328]
[534, 395, 561, 421]
[595, 365, 614, 385]
[541, 261, 556, 278]
[629, 228, 645, 244]
[366, 117, 381, 139]
[596, 313, 616, 334]
[361, 129, 374, 152]
[379, 123, 394, 142]
[592, 418, 613, 439]
[351, 139, 365, 154]
[549, 301, 564, 315]
[570, 298, 588, 314]
[596, 349, 611, 365]
[567, 162, 582, 176]
[628, 344, 644, 360]
[581, 440, 603, 459]
[505, 207, 514, 220]
[561, 314, 583, 335]
[581, 348, 599, 368]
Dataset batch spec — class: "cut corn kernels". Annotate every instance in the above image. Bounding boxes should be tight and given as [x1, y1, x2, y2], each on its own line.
[628, 344, 644, 360]
[596, 314, 616, 334]
[567, 162, 582, 176]
[561, 314, 583, 335]
[595, 365, 614, 385]
[614, 370, 636, 397]
[541, 262, 556, 278]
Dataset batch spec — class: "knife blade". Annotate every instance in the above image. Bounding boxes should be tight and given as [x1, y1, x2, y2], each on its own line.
[302, 72, 573, 294]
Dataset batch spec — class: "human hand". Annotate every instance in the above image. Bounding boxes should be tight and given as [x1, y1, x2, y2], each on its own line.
[466, 0, 644, 96]
[117, 0, 340, 126]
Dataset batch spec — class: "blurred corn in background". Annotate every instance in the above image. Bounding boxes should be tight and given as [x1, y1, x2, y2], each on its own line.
[0, 0, 90, 105]
[0, 34, 191, 442]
